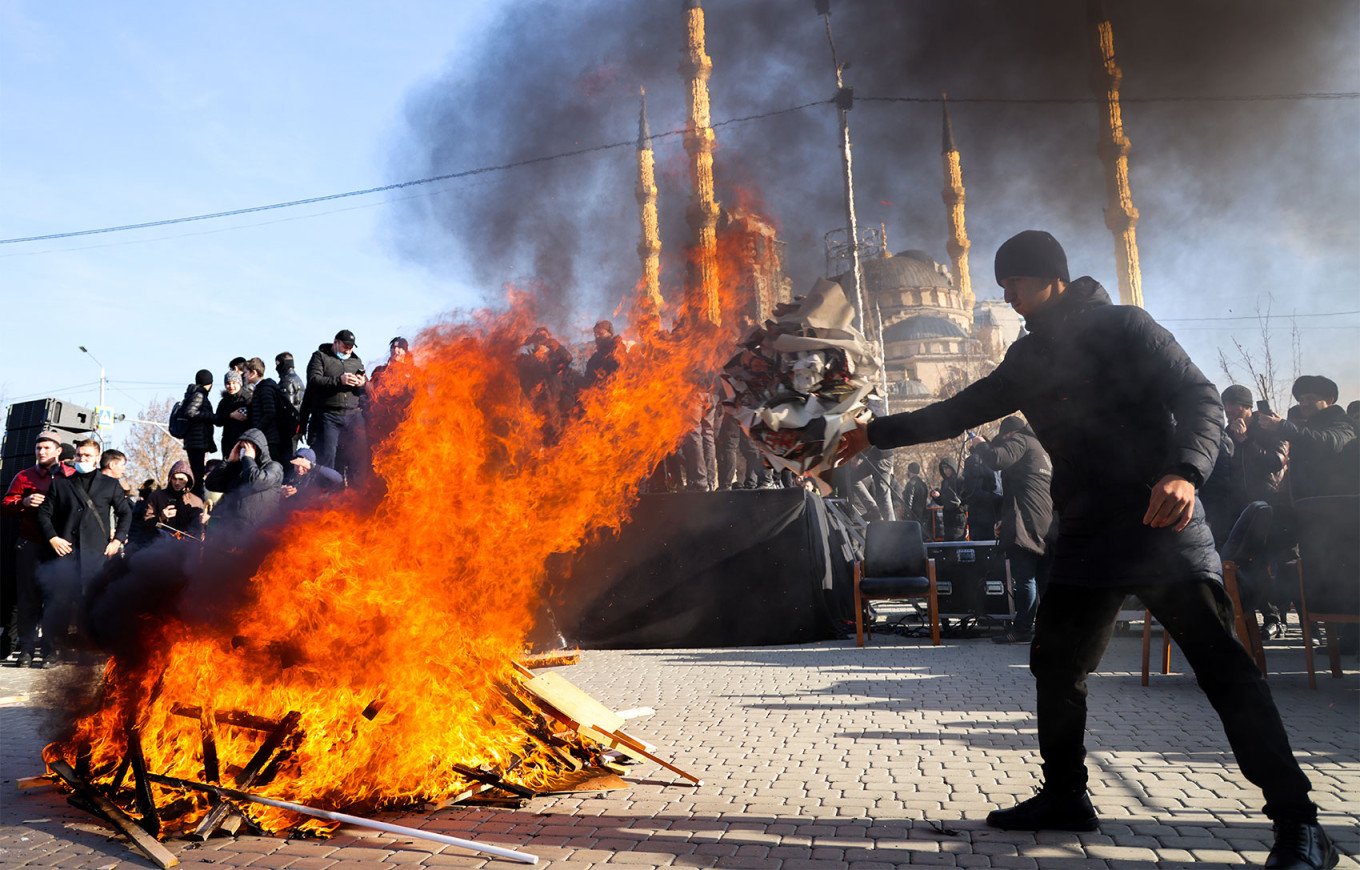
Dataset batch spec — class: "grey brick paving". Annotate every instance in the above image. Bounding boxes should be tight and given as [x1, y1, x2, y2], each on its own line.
[2, 629, 1356, 869]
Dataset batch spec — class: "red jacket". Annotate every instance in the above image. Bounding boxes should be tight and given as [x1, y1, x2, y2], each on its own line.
[2, 461, 74, 542]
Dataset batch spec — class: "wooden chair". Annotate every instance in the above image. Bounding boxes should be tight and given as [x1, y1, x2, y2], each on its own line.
[854, 520, 939, 646]
[1292, 495, 1360, 689]
[1142, 501, 1273, 685]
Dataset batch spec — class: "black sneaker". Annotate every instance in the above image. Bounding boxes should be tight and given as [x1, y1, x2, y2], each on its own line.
[992, 629, 1034, 645]
[1265, 821, 1338, 869]
[986, 787, 1099, 832]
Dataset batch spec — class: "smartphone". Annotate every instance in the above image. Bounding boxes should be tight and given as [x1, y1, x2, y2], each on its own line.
[1256, 399, 1272, 415]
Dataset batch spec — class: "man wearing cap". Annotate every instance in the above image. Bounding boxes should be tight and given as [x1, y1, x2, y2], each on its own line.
[304, 329, 369, 484]
[2, 431, 74, 666]
[839, 230, 1336, 869]
[367, 337, 415, 447]
[280, 447, 345, 507]
[1254, 375, 1357, 500]
[177, 370, 218, 497]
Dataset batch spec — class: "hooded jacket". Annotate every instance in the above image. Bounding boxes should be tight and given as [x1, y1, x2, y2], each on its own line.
[869, 277, 1223, 586]
[974, 424, 1055, 556]
[204, 428, 283, 535]
[930, 457, 967, 541]
[139, 459, 205, 539]
[178, 383, 217, 453]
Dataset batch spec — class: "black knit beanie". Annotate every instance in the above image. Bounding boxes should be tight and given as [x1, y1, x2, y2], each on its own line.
[1221, 384, 1253, 407]
[994, 230, 1070, 284]
[998, 415, 1028, 436]
[195, 369, 214, 386]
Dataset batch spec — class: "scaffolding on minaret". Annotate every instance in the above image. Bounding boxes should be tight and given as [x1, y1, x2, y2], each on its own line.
[940, 95, 974, 314]
[679, 0, 721, 326]
[634, 87, 663, 326]
[1088, 0, 1144, 308]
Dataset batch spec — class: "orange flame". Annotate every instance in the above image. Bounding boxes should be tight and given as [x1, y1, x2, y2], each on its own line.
[56, 209, 768, 831]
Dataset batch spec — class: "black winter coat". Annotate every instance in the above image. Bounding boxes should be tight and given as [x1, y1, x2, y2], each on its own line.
[204, 428, 283, 536]
[248, 377, 291, 452]
[36, 471, 133, 583]
[961, 451, 1002, 540]
[1274, 404, 1358, 500]
[216, 390, 250, 456]
[975, 427, 1055, 556]
[868, 277, 1223, 587]
[901, 476, 930, 524]
[179, 383, 217, 453]
[278, 365, 305, 413]
[306, 343, 366, 414]
[930, 458, 967, 541]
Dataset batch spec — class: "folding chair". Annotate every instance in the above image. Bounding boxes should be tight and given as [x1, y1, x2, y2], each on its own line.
[1143, 501, 1273, 684]
[1292, 495, 1360, 688]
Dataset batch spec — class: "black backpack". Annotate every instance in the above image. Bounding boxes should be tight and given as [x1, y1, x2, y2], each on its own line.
[168, 400, 190, 439]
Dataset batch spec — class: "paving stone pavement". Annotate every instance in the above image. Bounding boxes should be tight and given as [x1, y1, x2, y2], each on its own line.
[2, 628, 1356, 869]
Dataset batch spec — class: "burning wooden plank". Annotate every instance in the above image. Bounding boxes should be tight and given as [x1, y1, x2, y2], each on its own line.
[147, 773, 538, 865]
[191, 710, 300, 840]
[513, 667, 702, 786]
[49, 759, 179, 869]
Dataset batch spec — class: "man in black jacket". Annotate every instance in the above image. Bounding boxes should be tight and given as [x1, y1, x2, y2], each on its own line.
[969, 417, 1054, 644]
[305, 329, 369, 484]
[900, 462, 929, 525]
[35, 438, 132, 660]
[204, 428, 284, 539]
[177, 370, 217, 497]
[244, 357, 292, 462]
[839, 230, 1335, 869]
[275, 352, 306, 454]
[1254, 375, 1357, 500]
[929, 457, 966, 541]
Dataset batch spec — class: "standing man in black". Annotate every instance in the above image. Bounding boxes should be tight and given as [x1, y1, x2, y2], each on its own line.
[839, 230, 1335, 869]
[177, 369, 217, 498]
[1, 431, 73, 666]
[969, 416, 1054, 644]
[244, 357, 292, 463]
[36, 438, 132, 662]
[305, 329, 369, 485]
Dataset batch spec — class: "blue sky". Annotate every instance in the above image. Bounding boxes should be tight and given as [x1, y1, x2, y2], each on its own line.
[1, 2, 495, 442]
[3, 1, 1358, 455]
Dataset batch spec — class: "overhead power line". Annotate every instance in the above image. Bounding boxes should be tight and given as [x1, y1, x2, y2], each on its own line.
[3, 89, 1355, 247]
[0, 100, 832, 246]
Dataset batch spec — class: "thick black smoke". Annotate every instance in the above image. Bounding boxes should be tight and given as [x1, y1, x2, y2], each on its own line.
[387, 0, 1359, 333]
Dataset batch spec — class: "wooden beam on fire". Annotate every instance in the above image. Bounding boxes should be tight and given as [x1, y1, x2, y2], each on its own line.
[126, 726, 162, 837]
[518, 650, 581, 669]
[49, 759, 179, 869]
[513, 668, 702, 786]
[171, 704, 278, 732]
[450, 763, 536, 799]
[190, 710, 300, 841]
[145, 773, 539, 865]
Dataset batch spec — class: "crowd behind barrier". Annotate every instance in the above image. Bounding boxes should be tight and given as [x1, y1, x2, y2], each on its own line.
[2, 322, 1357, 669]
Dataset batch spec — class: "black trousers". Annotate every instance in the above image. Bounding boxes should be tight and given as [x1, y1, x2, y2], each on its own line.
[1031, 579, 1316, 822]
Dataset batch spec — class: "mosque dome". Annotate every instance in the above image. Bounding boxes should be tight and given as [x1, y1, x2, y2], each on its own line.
[838, 251, 953, 296]
[884, 315, 968, 342]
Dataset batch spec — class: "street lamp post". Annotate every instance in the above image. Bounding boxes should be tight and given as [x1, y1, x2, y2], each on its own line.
[78, 345, 106, 411]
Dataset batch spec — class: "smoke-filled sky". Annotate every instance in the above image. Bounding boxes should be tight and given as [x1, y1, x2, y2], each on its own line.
[2, 0, 1357, 443]
[391, 0, 1360, 405]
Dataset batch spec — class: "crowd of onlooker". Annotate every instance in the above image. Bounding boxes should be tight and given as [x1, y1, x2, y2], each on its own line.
[2, 329, 412, 667]
[4, 313, 1356, 669]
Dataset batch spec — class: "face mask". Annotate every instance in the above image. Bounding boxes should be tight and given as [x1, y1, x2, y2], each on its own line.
[74, 461, 96, 474]
[336, 351, 352, 360]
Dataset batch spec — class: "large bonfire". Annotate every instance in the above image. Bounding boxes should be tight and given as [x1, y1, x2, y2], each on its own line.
[47, 243, 755, 833]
